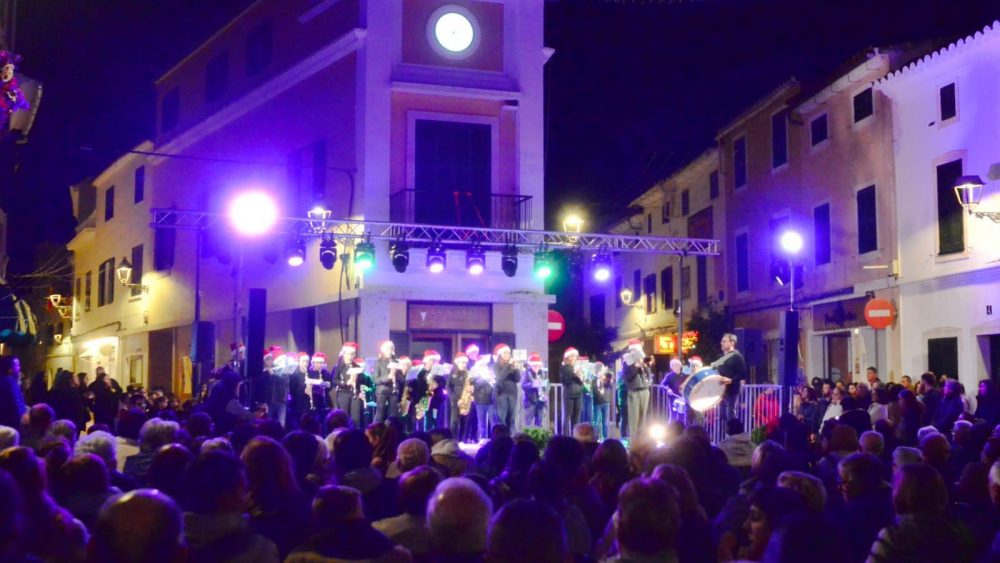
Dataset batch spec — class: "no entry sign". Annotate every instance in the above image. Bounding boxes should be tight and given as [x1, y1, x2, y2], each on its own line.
[548, 310, 566, 342]
[864, 298, 896, 330]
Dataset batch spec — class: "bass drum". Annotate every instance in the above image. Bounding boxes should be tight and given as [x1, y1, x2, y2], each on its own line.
[681, 367, 726, 413]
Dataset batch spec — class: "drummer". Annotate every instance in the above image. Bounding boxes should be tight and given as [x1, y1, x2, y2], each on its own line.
[663, 359, 685, 396]
[688, 356, 704, 374]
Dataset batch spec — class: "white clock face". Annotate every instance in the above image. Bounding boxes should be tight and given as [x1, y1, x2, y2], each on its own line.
[428, 5, 480, 59]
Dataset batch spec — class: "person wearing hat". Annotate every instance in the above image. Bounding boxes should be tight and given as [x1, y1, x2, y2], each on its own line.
[471, 355, 496, 441]
[561, 348, 584, 431]
[522, 353, 547, 428]
[331, 343, 360, 420]
[624, 338, 651, 439]
[374, 340, 402, 423]
[430, 439, 472, 478]
[448, 353, 471, 440]
[286, 353, 311, 430]
[592, 362, 613, 440]
[492, 344, 521, 431]
[307, 352, 332, 416]
[405, 350, 439, 432]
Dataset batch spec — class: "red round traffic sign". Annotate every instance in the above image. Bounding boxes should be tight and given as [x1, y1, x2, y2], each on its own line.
[864, 298, 896, 330]
[548, 310, 566, 342]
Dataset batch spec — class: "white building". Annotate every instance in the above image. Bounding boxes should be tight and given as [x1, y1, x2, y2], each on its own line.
[877, 22, 1000, 389]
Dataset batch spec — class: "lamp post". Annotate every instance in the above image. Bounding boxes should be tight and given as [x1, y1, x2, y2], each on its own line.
[779, 231, 803, 310]
[777, 230, 803, 416]
[954, 175, 1000, 223]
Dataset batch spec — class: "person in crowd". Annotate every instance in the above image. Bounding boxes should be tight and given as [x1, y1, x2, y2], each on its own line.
[331, 429, 396, 521]
[486, 498, 568, 563]
[146, 443, 193, 502]
[818, 425, 859, 499]
[282, 431, 325, 502]
[286, 353, 310, 432]
[528, 459, 592, 559]
[48, 369, 88, 430]
[431, 438, 474, 478]
[868, 463, 975, 562]
[76, 429, 136, 492]
[374, 466, 441, 559]
[795, 386, 822, 434]
[869, 386, 890, 425]
[976, 380, 1000, 427]
[181, 450, 280, 563]
[835, 453, 893, 562]
[651, 464, 714, 563]
[859, 430, 892, 481]
[822, 387, 845, 424]
[866, 366, 882, 388]
[590, 439, 633, 520]
[607, 477, 681, 562]
[387, 437, 430, 479]
[592, 365, 613, 440]
[718, 418, 753, 470]
[123, 417, 180, 485]
[203, 372, 251, 435]
[522, 353, 547, 429]
[0, 356, 26, 430]
[20, 402, 54, 450]
[933, 379, 967, 434]
[712, 333, 747, 424]
[240, 436, 309, 558]
[776, 470, 826, 513]
[561, 348, 584, 430]
[896, 389, 924, 446]
[918, 372, 942, 426]
[492, 344, 521, 431]
[115, 407, 145, 470]
[490, 439, 540, 506]
[372, 421, 402, 475]
[920, 431, 957, 486]
[287, 485, 410, 563]
[59, 453, 119, 530]
[427, 477, 493, 562]
[88, 368, 121, 428]
[89, 489, 188, 563]
[574, 422, 599, 458]
[26, 370, 48, 406]
[720, 486, 805, 562]
[0, 424, 17, 450]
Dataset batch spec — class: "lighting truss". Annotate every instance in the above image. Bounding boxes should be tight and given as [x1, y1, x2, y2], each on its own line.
[150, 209, 720, 256]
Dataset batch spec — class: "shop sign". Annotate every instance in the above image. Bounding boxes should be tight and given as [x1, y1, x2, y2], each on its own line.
[813, 297, 867, 332]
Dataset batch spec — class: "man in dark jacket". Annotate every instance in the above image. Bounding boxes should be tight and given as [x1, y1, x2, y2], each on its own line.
[88, 368, 120, 428]
[448, 353, 470, 439]
[0, 355, 25, 430]
[932, 379, 965, 434]
[712, 333, 747, 424]
[373, 340, 402, 423]
[837, 453, 894, 563]
[624, 339, 651, 438]
[918, 371, 942, 426]
[286, 353, 310, 431]
[592, 363, 613, 440]
[472, 358, 494, 441]
[561, 348, 583, 431]
[493, 344, 521, 430]
[522, 353, 547, 428]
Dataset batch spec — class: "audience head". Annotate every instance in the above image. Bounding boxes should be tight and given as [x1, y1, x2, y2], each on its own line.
[0, 425, 18, 450]
[920, 432, 950, 466]
[777, 470, 826, 512]
[506, 440, 540, 474]
[148, 444, 194, 500]
[62, 453, 110, 495]
[829, 424, 859, 453]
[117, 408, 147, 441]
[0, 446, 45, 498]
[572, 423, 597, 444]
[75, 430, 117, 470]
[428, 477, 493, 556]
[185, 412, 213, 438]
[615, 477, 680, 559]
[746, 487, 806, 560]
[312, 485, 364, 525]
[333, 429, 373, 474]
[27, 403, 55, 431]
[651, 464, 705, 518]
[46, 419, 78, 447]
[859, 431, 884, 457]
[90, 489, 186, 563]
[396, 437, 430, 473]
[399, 466, 442, 517]
[325, 409, 351, 432]
[892, 446, 923, 477]
[486, 498, 568, 563]
[139, 418, 180, 452]
[893, 463, 948, 515]
[726, 418, 745, 436]
[183, 450, 246, 514]
[837, 453, 885, 501]
[431, 439, 473, 477]
[283, 431, 321, 476]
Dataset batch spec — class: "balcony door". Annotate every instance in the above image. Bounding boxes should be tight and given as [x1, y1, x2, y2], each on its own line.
[414, 119, 491, 227]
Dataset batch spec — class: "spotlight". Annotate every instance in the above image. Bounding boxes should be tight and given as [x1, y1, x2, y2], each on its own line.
[533, 250, 553, 281]
[779, 231, 804, 254]
[354, 240, 375, 271]
[466, 245, 485, 276]
[427, 243, 446, 274]
[501, 245, 518, 277]
[390, 240, 410, 273]
[286, 239, 305, 267]
[228, 191, 278, 237]
[319, 237, 337, 270]
[592, 251, 612, 282]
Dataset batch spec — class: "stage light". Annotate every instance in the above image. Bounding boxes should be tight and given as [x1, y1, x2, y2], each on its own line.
[780, 231, 803, 254]
[592, 251, 612, 282]
[466, 244, 485, 276]
[354, 240, 375, 271]
[286, 239, 305, 267]
[533, 250, 553, 281]
[501, 245, 518, 277]
[427, 243, 447, 273]
[648, 423, 667, 443]
[228, 191, 277, 237]
[390, 240, 410, 273]
[319, 237, 337, 270]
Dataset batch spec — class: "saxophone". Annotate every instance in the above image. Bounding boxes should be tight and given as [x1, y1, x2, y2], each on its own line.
[399, 385, 412, 415]
[416, 374, 438, 420]
[458, 373, 474, 416]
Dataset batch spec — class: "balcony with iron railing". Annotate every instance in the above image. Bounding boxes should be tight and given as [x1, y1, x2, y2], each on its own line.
[390, 189, 532, 231]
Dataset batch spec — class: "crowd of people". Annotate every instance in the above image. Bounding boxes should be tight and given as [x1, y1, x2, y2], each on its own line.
[3, 348, 1000, 562]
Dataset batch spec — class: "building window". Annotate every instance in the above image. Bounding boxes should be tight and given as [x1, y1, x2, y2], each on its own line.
[205, 51, 229, 103]
[134, 166, 145, 203]
[647, 213, 652, 234]
[936, 159, 964, 255]
[414, 119, 491, 227]
[615, 276, 622, 309]
[940, 83, 957, 121]
[811, 114, 828, 145]
[98, 259, 115, 307]
[661, 267, 673, 310]
[104, 186, 115, 221]
[246, 20, 273, 76]
[85, 272, 92, 311]
[709, 171, 719, 200]
[590, 294, 606, 327]
[644, 274, 657, 314]
[681, 190, 690, 216]
[161, 88, 179, 132]
[736, 233, 749, 292]
[814, 203, 831, 265]
[661, 201, 671, 224]
[733, 136, 747, 189]
[771, 111, 787, 168]
[853, 88, 873, 122]
[130, 245, 144, 297]
[680, 266, 691, 299]
[633, 269, 641, 304]
[857, 185, 877, 254]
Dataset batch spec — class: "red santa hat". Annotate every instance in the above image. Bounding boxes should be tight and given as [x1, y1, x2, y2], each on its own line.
[453, 352, 468, 363]
[423, 349, 441, 362]
[398, 355, 411, 364]
[689, 356, 703, 364]
[493, 343, 511, 356]
[528, 353, 543, 366]
[264, 345, 283, 358]
[311, 352, 327, 361]
[298, 352, 310, 359]
[465, 343, 480, 355]
[627, 338, 644, 350]
[563, 347, 579, 359]
[340, 342, 358, 355]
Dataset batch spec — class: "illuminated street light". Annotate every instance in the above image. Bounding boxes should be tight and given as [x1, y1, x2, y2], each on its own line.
[954, 174, 1000, 223]
[779, 231, 804, 254]
[307, 205, 332, 233]
[592, 251, 612, 282]
[620, 287, 634, 307]
[116, 258, 134, 286]
[228, 191, 278, 236]
[562, 213, 584, 234]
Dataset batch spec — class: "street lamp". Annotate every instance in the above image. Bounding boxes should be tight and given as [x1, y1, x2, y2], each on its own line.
[620, 287, 635, 307]
[228, 191, 278, 236]
[307, 205, 332, 233]
[562, 213, 584, 235]
[778, 230, 803, 310]
[954, 175, 1000, 223]
[116, 257, 149, 293]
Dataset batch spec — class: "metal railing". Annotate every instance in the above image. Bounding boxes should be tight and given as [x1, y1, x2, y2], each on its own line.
[390, 189, 533, 231]
[646, 383, 786, 444]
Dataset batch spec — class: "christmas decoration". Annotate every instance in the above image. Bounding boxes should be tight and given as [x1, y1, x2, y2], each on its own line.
[0, 51, 29, 117]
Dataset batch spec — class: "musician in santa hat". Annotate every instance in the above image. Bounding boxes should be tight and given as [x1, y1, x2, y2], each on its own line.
[471, 353, 495, 441]
[492, 343, 521, 430]
[405, 350, 439, 432]
[307, 352, 331, 415]
[522, 353, 547, 428]
[374, 340, 403, 422]
[447, 352, 470, 439]
[331, 342, 360, 416]
[286, 352, 311, 430]
[623, 338, 651, 438]
[258, 345, 283, 408]
[561, 347, 583, 429]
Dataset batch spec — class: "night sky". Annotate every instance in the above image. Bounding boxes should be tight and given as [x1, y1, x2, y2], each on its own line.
[6, 0, 1000, 277]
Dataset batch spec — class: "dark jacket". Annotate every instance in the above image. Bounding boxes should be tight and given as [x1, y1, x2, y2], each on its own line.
[374, 358, 401, 396]
[932, 395, 965, 433]
[88, 380, 120, 427]
[624, 363, 650, 392]
[333, 362, 354, 393]
[713, 350, 746, 397]
[287, 369, 310, 416]
[447, 370, 468, 405]
[286, 520, 400, 563]
[407, 372, 429, 405]
[268, 370, 289, 405]
[0, 374, 26, 429]
[522, 369, 544, 406]
[561, 364, 583, 398]
[662, 370, 684, 396]
[494, 362, 521, 398]
[920, 388, 942, 426]
[838, 485, 894, 563]
[472, 371, 493, 405]
[592, 376, 613, 406]
[976, 394, 1000, 426]
[48, 385, 87, 426]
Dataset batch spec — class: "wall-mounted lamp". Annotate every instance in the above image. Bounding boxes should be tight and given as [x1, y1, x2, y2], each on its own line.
[955, 174, 1000, 223]
[116, 258, 149, 293]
